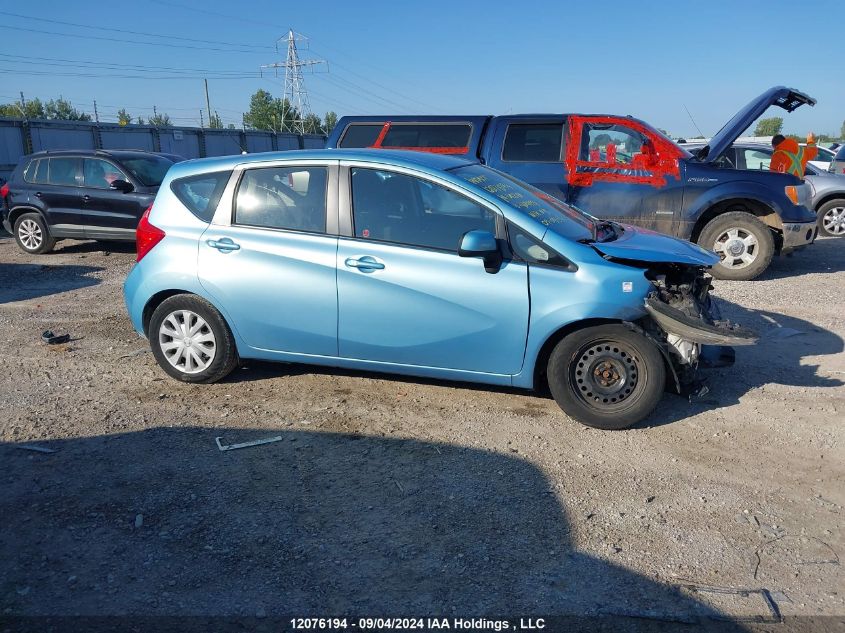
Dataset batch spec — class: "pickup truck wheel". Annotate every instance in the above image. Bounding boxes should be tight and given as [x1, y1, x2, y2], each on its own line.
[547, 324, 665, 430]
[149, 294, 238, 384]
[817, 199, 845, 237]
[13, 212, 56, 254]
[697, 211, 774, 281]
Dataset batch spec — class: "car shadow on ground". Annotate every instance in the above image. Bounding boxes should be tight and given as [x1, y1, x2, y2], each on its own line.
[757, 236, 844, 280]
[0, 262, 104, 305]
[0, 428, 754, 630]
[51, 240, 136, 255]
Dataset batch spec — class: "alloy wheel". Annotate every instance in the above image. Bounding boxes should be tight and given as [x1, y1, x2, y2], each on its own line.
[713, 227, 758, 269]
[18, 219, 43, 250]
[822, 206, 845, 236]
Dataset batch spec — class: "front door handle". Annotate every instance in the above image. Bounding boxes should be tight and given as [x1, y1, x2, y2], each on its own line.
[345, 256, 384, 271]
[207, 237, 241, 252]
[82, 195, 91, 202]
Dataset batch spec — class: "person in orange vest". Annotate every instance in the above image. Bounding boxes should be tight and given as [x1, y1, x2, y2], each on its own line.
[769, 132, 818, 178]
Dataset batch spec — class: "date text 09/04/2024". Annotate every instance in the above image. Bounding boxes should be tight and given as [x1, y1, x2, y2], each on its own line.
[289, 617, 546, 630]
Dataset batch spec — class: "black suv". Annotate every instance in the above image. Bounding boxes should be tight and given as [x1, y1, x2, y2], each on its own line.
[1, 149, 177, 254]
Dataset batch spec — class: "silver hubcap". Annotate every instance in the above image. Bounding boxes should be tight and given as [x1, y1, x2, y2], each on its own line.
[822, 207, 845, 235]
[158, 310, 216, 374]
[19, 219, 43, 250]
[713, 228, 758, 269]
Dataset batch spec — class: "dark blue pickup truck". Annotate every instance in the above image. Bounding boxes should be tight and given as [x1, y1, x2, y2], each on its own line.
[326, 86, 818, 281]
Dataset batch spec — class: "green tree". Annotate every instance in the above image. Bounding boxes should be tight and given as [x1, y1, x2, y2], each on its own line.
[148, 112, 172, 127]
[208, 110, 223, 129]
[0, 97, 46, 119]
[243, 89, 299, 132]
[323, 111, 338, 135]
[302, 113, 322, 134]
[753, 117, 783, 137]
[45, 98, 91, 121]
[117, 108, 132, 126]
[841, 120, 845, 140]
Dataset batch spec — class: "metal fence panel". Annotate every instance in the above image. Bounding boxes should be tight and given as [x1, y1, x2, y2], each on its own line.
[277, 133, 300, 151]
[302, 134, 326, 149]
[245, 132, 274, 154]
[30, 124, 95, 152]
[158, 129, 201, 159]
[204, 131, 248, 157]
[99, 127, 155, 151]
[0, 124, 25, 180]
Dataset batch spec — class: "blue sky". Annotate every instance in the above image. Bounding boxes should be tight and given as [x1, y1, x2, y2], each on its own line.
[1, 0, 843, 137]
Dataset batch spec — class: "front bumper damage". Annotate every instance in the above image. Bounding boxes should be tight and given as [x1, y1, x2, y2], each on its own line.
[638, 271, 757, 397]
[781, 221, 817, 254]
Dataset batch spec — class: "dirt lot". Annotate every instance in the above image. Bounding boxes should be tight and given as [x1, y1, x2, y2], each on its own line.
[0, 232, 843, 627]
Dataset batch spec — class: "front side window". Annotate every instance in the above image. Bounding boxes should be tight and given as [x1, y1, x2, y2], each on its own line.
[83, 158, 127, 188]
[351, 168, 495, 251]
[502, 123, 563, 162]
[580, 123, 649, 166]
[235, 166, 327, 233]
[48, 157, 80, 186]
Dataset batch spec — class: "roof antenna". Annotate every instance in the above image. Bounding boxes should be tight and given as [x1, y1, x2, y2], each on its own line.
[683, 103, 705, 138]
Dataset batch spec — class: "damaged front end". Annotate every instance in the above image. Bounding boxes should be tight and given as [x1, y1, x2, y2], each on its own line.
[637, 265, 758, 397]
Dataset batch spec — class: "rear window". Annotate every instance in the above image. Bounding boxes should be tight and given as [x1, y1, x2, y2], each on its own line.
[121, 156, 173, 187]
[502, 123, 564, 162]
[338, 124, 384, 148]
[171, 171, 232, 222]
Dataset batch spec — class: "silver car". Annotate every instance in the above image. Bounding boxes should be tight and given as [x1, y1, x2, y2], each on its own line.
[682, 142, 845, 237]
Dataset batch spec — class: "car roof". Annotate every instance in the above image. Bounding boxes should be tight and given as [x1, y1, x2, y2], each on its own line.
[166, 148, 479, 179]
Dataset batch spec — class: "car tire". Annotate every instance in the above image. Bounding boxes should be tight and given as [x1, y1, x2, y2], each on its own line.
[546, 324, 666, 430]
[149, 294, 238, 384]
[697, 211, 774, 281]
[817, 199, 845, 237]
[13, 212, 56, 254]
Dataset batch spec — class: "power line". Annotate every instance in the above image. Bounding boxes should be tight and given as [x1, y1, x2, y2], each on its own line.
[0, 24, 267, 54]
[0, 11, 273, 51]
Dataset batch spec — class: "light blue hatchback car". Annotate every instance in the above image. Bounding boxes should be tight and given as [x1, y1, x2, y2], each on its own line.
[124, 149, 756, 429]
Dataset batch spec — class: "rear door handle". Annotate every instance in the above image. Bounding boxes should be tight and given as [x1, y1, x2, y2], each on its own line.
[345, 256, 384, 271]
[34, 192, 42, 198]
[82, 195, 91, 202]
[207, 237, 241, 252]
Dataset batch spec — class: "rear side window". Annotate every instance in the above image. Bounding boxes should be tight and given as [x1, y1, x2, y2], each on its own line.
[235, 166, 328, 233]
[171, 171, 232, 222]
[47, 157, 80, 186]
[338, 124, 384, 148]
[502, 123, 564, 162]
[380, 123, 470, 149]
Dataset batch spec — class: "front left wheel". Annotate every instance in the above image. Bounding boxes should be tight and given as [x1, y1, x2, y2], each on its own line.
[148, 294, 238, 383]
[547, 324, 666, 430]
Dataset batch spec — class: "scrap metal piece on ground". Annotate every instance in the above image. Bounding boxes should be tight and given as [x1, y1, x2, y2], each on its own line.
[15, 444, 57, 453]
[41, 330, 70, 345]
[215, 435, 284, 452]
[681, 584, 783, 623]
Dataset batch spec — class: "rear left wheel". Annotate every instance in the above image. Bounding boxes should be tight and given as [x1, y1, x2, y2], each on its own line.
[547, 324, 666, 430]
[14, 213, 56, 254]
[149, 294, 238, 383]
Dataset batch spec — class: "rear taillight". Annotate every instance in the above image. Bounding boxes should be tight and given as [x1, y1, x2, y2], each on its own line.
[0, 183, 8, 198]
[136, 205, 165, 262]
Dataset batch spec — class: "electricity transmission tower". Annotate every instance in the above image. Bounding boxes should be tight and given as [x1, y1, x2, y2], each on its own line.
[260, 30, 326, 134]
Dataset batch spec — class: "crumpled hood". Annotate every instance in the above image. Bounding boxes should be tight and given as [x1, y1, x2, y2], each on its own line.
[592, 224, 719, 267]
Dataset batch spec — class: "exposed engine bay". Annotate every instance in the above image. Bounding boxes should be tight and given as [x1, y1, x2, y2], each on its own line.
[638, 264, 758, 396]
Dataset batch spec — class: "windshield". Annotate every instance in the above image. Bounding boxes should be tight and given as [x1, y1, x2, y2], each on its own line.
[450, 164, 595, 241]
[120, 156, 173, 187]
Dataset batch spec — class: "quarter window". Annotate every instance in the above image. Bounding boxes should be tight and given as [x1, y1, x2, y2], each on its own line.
[172, 171, 232, 222]
[235, 166, 327, 233]
[83, 158, 127, 188]
[502, 123, 563, 162]
[351, 168, 496, 251]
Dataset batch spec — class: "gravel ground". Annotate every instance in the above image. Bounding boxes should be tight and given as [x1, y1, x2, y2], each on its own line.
[0, 233, 842, 626]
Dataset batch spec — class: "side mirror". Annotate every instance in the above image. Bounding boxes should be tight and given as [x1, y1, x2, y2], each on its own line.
[110, 179, 134, 193]
[458, 230, 502, 274]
